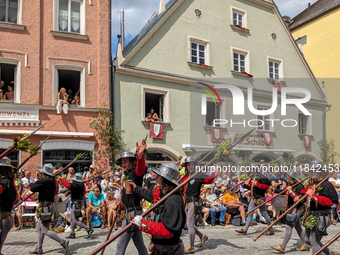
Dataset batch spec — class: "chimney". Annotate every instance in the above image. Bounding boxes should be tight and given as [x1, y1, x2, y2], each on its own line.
[308, 3, 311, 8]
[158, 0, 165, 16]
[120, 8, 125, 49]
[283, 15, 291, 26]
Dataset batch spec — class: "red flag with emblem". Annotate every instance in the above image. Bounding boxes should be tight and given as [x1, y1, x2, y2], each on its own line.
[150, 122, 164, 139]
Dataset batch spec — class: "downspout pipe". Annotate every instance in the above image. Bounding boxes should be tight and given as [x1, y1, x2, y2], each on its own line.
[109, 0, 113, 123]
[322, 105, 331, 141]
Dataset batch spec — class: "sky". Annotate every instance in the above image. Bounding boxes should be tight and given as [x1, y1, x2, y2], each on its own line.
[111, 0, 319, 56]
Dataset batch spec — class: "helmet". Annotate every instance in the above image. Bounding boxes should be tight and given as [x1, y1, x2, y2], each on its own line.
[0, 157, 16, 169]
[114, 151, 136, 166]
[286, 169, 299, 180]
[72, 173, 83, 182]
[38, 163, 54, 177]
[151, 162, 180, 186]
[185, 156, 195, 164]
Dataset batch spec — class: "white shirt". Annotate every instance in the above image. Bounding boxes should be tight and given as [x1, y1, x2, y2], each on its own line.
[328, 177, 340, 202]
[21, 177, 35, 192]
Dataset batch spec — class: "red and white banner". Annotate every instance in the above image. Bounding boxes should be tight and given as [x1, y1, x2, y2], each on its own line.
[211, 128, 223, 143]
[150, 123, 164, 139]
[303, 135, 311, 147]
[262, 132, 272, 145]
[274, 80, 282, 92]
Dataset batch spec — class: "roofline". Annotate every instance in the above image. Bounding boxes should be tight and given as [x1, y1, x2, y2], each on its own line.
[115, 65, 328, 107]
[290, 3, 340, 31]
[271, 1, 328, 104]
[121, 0, 185, 66]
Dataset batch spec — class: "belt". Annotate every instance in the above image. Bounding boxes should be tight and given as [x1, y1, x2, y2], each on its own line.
[186, 196, 199, 204]
[154, 241, 183, 255]
[310, 209, 331, 215]
[126, 206, 142, 213]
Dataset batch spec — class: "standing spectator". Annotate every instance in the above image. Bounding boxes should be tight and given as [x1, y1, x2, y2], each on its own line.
[12, 172, 22, 230]
[144, 168, 156, 190]
[83, 165, 95, 180]
[0, 89, 6, 100]
[222, 186, 247, 225]
[0, 80, 5, 92]
[67, 89, 73, 104]
[21, 170, 35, 193]
[5, 85, 14, 100]
[86, 187, 106, 228]
[66, 167, 75, 183]
[201, 185, 226, 226]
[56, 87, 69, 114]
[101, 174, 112, 199]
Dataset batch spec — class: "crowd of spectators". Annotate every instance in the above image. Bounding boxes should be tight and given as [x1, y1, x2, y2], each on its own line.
[145, 107, 161, 122]
[0, 80, 15, 100]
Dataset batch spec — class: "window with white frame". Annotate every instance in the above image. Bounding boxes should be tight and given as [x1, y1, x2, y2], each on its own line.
[298, 112, 310, 135]
[143, 88, 168, 123]
[53, 65, 85, 107]
[257, 106, 271, 131]
[233, 10, 244, 27]
[0, 0, 18, 24]
[233, 50, 248, 72]
[206, 101, 221, 127]
[57, 0, 84, 34]
[191, 41, 206, 65]
[269, 60, 281, 79]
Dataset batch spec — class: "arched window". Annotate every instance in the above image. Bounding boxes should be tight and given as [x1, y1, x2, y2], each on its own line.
[145, 150, 176, 167]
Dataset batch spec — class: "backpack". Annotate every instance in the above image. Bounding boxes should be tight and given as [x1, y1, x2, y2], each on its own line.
[231, 215, 242, 226]
[90, 213, 102, 228]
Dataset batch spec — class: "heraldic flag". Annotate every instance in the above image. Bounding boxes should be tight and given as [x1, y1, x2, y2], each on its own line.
[150, 122, 164, 139]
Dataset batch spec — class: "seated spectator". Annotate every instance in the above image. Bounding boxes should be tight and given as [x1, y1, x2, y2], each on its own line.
[222, 185, 246, 225]
[72, 95, 80, 105]
[83, 165, 95, 180]
[266, 186, 280, 220]
[67, 89, 73, 103]
[56, 87, 69, 114]
[5, 85, 14, 100]
[0, 80, 5, 92]
[145, 113, 154, 122]
[200, 185, 226, 226]
[150, 108, 160, 121]
[106, 191, 119, 230]
[0, 89, 5, 100]
[101, 174, 112, 199]
[86, 187, 106, 228]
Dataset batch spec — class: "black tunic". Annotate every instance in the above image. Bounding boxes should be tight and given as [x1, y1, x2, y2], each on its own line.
[122, 164, 146, 209]
[308, 180, 338, 211]
[135, 186, 186, 245]
[185, 173, 209, 202]
[0, 178, 17, 212]
[70, 182, 85, 201]
[288, 183, 304, 207]
[30, 177, 57, 203]
[244, 178, 271, 199]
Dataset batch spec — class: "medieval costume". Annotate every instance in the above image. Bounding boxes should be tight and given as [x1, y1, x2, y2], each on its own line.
[0, 157, 18, 255]
[133, 163, 186, 255]
[115, 151, 148, 255]
[236, 171, 273, 235]
[29, 164, 69, 255]
[183, 157, 214, 254]
[271, 170, 309, 253]
[61, 173, 93, 239]
[300, 160, 339, 255]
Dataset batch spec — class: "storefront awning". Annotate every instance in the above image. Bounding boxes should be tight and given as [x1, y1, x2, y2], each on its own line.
[0, 130, 94, 137]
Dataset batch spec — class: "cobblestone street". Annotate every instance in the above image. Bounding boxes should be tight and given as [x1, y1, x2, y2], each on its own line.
[2, 224, 339, 255]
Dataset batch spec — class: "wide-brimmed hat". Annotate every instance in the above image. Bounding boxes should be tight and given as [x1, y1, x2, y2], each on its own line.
[72, 173, 83, 182]
[0, 157, 16, 169]
[151, 162, 179, 186]
[38, 163, 54, 177]
[114, 151, 136, 166]
[203, 184, 212, 190]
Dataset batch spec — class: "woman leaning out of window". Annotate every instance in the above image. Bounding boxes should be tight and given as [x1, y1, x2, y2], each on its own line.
[56, 87, 69, 114]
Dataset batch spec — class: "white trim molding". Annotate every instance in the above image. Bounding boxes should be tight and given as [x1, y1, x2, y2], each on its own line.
[0, 49, 29, 67]
[52, 64, 86, 107]
[0, 104, 40, 127]
[187, 35, 211, 67]
[0, 130, 94, 137]
[0, 138, 13, 148]
[267, 56, 284, 79]
[46, 57, 92, 75]
[231, 46, 250, 73]
[41, 139, 95, 151]
[230, 6, 248, 28]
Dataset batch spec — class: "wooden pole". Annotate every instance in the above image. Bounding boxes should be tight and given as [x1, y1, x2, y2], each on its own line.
[313, 232, 340, 255]
[253, 172, 334, 242]
[246, 177, 309, 215]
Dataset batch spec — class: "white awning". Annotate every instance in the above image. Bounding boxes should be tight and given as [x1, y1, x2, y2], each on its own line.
[0, 129, 94, 137]
[182, 144, 294, 153]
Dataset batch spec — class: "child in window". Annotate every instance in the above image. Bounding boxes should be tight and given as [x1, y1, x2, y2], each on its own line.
[0, 89, 6, 100]
[145, 113, 154, 122]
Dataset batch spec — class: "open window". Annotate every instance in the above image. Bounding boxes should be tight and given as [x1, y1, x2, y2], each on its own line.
[206, 100, 221, 127]
[142, 87, 169, 123]
[298, 112, 311, 135]
[0, 63, 16, 101]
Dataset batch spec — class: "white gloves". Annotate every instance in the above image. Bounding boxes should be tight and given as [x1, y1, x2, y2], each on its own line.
[133, 215, 147, 228]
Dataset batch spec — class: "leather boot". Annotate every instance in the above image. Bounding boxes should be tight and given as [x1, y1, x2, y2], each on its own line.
[199, 235, 208, 247]
[87, 227, 94, 239]
[235, 229, 247, 235]
[270, 244, 284, 253]
[66, 233, 76, 239]
[29, 248, 43, 254]
[264, 228, 274, 235]
[296, 244, 310, 251]
[184, 246, 195, 254]
[332, 251, 339, 255]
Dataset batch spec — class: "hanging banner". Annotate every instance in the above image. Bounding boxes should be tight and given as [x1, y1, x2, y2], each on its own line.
[150, 123, 164, 139]
[262, 132, 272, 145]
[303, 135, 311, 147]
[211, 128, 223, 143]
